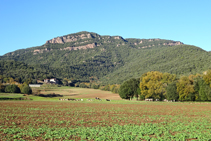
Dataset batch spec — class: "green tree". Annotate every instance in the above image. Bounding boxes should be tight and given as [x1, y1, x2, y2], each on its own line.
[5, 84, 20, 93]
[62, 78, 69, 86]
[3, 78, 9, 83]
[21, 85, 32, 94]
[194, 77, 211, 101]
[166, 82, 179, 101]
[32, 79, 37, 84]
[119, 78, 140, 100]
[15, 77, 22, 83]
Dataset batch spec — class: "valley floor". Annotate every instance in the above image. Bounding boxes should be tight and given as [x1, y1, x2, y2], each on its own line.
[0, 87, 211, 140]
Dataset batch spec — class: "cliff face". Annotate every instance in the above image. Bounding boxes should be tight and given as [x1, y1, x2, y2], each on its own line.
[45, 33, 93, 44]
[163, 41, 183, 46]
[3, 31, 185, 57]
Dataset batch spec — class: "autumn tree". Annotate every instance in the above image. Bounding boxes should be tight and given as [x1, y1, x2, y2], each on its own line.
[140, 71, 176, 100]
[176, 76, 195, 101]
[113, 85, 120, 94]
[203, 70, 211, 87]
[103, 85, 110, 91]
[8, 77, 17, 84]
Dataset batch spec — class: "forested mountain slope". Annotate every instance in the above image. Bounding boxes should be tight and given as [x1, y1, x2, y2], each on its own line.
[1, 31, 211, 84]
[0, 60, 53, 82]
[100, 45, 211, 84]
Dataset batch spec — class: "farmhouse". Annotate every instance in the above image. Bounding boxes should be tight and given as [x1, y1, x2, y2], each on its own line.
[44, 78, 59, 84]
[44, 79, 50, 83]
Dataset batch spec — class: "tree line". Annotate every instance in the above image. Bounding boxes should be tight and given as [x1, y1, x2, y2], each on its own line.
[1, 68, 211, 102]
[118, 70, 211, 101]
[0, 81, 32, 95]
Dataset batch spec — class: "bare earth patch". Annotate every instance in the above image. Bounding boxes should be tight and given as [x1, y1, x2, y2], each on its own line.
[37, 87, 122, 100]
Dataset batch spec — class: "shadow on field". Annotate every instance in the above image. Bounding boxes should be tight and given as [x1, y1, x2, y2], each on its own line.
[35, 93, 63, 98]
[0, 97, 32, 100]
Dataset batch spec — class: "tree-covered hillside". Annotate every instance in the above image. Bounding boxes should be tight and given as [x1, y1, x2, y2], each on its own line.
[100, 45, 211, 84]
[0, 31, 211, 84]
[0, 60, 53, 83]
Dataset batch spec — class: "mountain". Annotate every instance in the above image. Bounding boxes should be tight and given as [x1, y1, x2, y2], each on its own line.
[1, 31, 211, 84]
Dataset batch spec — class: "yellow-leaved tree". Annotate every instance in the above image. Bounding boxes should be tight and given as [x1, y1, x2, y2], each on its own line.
[176, 76, 195, 101]
[140, 71, 176, 100]
[203, 70, 211, 87]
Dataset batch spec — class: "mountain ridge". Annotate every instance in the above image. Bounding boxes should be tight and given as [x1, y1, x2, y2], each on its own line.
[1, 31, 210, 84]
[3, 31, 183, 57]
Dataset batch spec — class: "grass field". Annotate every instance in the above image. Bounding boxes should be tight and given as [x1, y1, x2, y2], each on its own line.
[0, 87, 211, 140]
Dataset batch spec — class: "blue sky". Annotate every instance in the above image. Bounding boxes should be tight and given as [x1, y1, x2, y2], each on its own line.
[0, 0, 210, 55]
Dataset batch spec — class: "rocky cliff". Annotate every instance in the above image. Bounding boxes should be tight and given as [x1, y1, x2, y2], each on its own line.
[3, 31, 184, 57]
[45, 33, 94, 44]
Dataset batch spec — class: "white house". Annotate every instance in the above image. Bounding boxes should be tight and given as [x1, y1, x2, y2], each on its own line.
[44, 78, 59, 84]
[44, 79, 50, 83]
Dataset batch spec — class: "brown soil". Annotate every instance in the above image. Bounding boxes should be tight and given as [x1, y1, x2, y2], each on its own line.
[0, 101, 210, 140]
[38, 88, 122, 100]
[0, 101, 211, 128]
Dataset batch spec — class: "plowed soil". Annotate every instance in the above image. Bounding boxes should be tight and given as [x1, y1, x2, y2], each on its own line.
[38, 87, 122, 100]
[1, 101, 211, 128]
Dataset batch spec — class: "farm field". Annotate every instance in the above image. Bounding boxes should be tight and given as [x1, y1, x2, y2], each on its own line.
[0, 99, 211, 140]
[31, 86, 122, 101]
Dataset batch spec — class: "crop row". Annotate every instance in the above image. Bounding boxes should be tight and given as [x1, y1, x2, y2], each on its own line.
[0, 101, 211, 140]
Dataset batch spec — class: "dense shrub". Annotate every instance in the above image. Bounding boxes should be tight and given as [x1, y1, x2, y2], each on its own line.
[5, 84, 20, 93]
[112, 87, 119, 94]
[104, 85, 110, 91]
[21, 85, 32, 94]
[99, 85, 105, 90]
[79, 83, 88, 88]
[91, 83, 99, 89]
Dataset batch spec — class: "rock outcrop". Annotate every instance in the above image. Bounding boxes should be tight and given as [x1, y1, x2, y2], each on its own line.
[163, 41, 183, 46]
[32, 43, 97, 55]
[45, 33, 93, 44]
[33, 48, 52, 55]
[30, 32, 184, 55]
[61, 43, 97, 51]
[139, 41, 183, 49]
